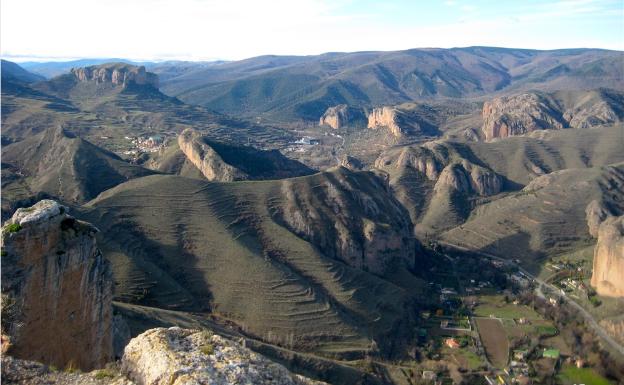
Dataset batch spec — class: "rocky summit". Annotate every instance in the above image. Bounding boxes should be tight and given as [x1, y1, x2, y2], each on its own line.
[71, 63, 159, 89]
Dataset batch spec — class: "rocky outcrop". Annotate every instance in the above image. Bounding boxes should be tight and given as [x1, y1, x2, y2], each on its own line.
[368, 107, 403, 137]
[586, 200, 612, 237]
[178, 128, 247, 181]
[482, 93, 565, 140]
[1, 200, 113, 370]
[376, 145, 443, 181]
[564, 100, 620, 128]
[121, 327, 324, 385]
[1, 356, 133, 385]
[319, 104, 364, 129]
[71, 64, 158, 89]
[178, 128, 313, 182]
[341, 155, 364, 170]
[433, 160, 503, 196]
[590, 215, 624, 297]
[275, 167, 415, 274]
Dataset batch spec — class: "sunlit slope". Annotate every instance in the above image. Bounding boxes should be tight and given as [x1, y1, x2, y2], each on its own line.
[80, 169, 420, 357]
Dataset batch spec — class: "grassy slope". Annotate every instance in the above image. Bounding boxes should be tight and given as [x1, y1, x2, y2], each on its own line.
[79, 171, 420, 358]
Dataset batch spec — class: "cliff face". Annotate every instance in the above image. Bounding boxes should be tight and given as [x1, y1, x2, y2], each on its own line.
[274, 167, 415, 274]
[71, 64, 159, 89]
[481, 93, 565, 141]
[122, 327, 324, 385]
[178, 128, 247, 182]
[590, 215, 624, 297]
[178, 128, 313, 182]
[482, 90, 623, 140]
[319, 104, 365, 129]
[367, 107, 403, 137]
[376, 145, 442, 181]
[433, 160, 503, 196]
[1, 200, 112, 370]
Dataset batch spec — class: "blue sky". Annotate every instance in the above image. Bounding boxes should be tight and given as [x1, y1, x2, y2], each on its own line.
[1, 0, 622, 61]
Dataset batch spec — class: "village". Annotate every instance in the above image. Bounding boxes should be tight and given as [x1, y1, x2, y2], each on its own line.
[404, 247, 605, 385]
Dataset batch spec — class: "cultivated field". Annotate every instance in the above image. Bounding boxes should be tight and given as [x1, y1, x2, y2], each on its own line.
[475, 318, 509, 369]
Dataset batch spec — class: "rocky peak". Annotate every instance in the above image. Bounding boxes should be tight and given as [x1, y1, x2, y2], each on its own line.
[71, 63, 159, 89]
[367, 106, 403, 137]
[1, 200, 112, 370]
[178, 128, 313, 181]
[481, 93, 565, 141]
[178, 128, 247, 182]
[274, 167, 415, 274]
[434, 160, 503, 196]
[319, 104, 364, 129]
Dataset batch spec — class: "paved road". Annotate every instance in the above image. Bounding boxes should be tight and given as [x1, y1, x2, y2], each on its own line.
[438, 241, 624, 358]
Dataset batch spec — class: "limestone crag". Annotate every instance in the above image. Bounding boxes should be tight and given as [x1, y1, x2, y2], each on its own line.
[590, 215, 624, 297]
[178, 128, 248, 182]
[564, 100, 620, 128]
[586, 200, 613, 237]
[482, 93, 565, 140]
[376, 145, 444, 181]
[275, 167, 415, 274]
[368, 106, 403, 137]
[433, 160, 503, 196]
[1, 200, 113, 370]
[319, 104, 362, 129]
[71, 64, 159, 89]
[121, 327, 325, 385]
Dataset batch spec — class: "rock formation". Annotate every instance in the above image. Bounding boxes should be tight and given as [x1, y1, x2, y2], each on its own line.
[586, 200, 612, 237]
[71, 63, 159, 89]
[319, 104, 364, 129]
[590, 215, 624, 297]
[341, 155, 364, 170]
[1, 200, 113, 370]
[368, 106, 403, 137]
[433, 160, 503, 196]
[121, 327, 324, 385]
[275, 167, 415, 274]
[482, 90, 623, 140]
[178, 128, 313, 182]
[482, 93, 565, 140]
[376, 145, 443, 181]
[178, 128, 247, 182]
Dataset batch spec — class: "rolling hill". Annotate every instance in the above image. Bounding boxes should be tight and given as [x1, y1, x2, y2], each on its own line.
[152, 47, 624, 122]
[78, 167, 424, 360]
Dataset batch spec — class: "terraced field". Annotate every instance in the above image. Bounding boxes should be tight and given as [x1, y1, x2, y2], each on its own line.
[79, 169, 422, 358]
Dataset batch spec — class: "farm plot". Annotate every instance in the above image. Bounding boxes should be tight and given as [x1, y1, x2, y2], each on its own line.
[475, 318, 509, 369]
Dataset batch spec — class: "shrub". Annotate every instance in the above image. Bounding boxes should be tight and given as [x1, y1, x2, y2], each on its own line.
[4, 223, 22, 234]
[200, 343, 214, 355]
[93, 369, 116, 379]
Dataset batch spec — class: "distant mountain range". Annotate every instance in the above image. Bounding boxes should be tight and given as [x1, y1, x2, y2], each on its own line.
[11, 47, 623, 123]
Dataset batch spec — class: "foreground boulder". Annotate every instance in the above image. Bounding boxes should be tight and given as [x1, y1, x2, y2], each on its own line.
[1, 200, 113, 370]
[121, 327, 324, 385]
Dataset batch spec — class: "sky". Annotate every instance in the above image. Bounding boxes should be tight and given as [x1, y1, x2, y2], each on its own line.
[1, 0, 622, 62]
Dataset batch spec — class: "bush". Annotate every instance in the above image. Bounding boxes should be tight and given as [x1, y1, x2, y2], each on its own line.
[199, 343, 214, 355]
[93, 369, 116, 379]
[4, 223, 22, 234]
